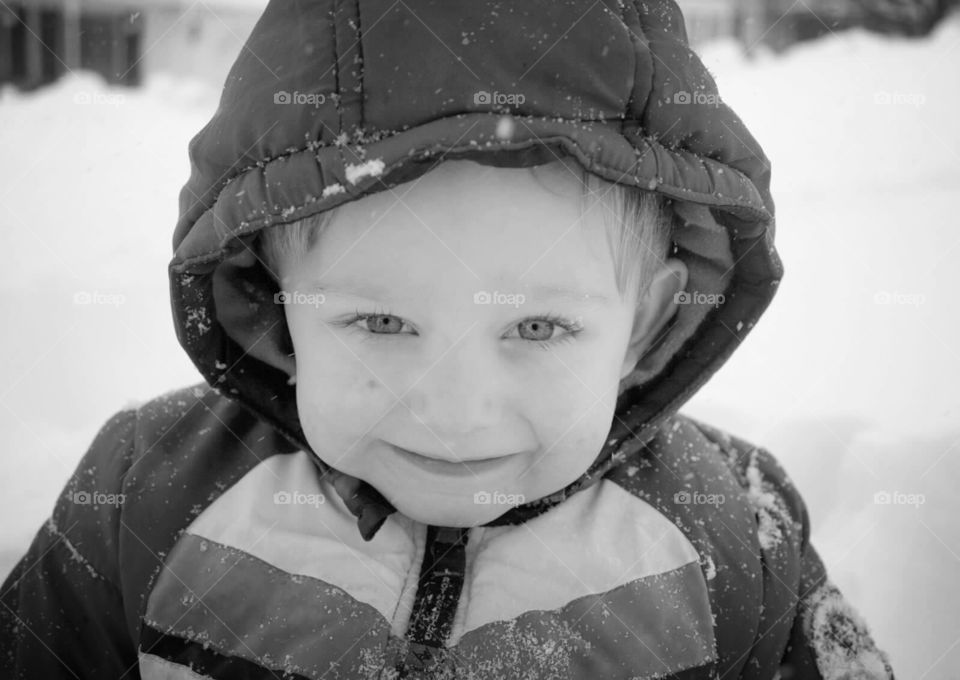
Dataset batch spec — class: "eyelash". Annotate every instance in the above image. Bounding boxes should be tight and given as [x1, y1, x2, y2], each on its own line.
[339, 306, 584, 350]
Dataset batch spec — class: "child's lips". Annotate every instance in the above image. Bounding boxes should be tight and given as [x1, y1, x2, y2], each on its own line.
[387, 443, 520, 477]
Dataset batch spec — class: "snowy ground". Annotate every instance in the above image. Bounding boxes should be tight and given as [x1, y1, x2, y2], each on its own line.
[2, 15, 959, 677]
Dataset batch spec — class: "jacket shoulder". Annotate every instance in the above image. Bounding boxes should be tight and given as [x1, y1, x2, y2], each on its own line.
[131, 381, 274, 445]
[40, 406, 140, 588]
[679, 414, 809, 549]
[607, 413, 806, 541]
[676, 416, 895, 678]
[121, 381, 298, 478]
[117, 383, 295, 641]
[0, 383, 296, 676]
[31, 380, 288, 587]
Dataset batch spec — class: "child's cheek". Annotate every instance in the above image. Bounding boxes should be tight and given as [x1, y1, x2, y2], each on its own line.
[358, 375, 396, 422]
[540, 357, 619, 459]
[295, 353, 395, 437]
[546, 354, 618, 415]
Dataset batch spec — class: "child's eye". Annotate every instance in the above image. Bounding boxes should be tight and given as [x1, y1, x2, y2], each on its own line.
[507, 314, 584, 350]
[339, 308, 582, 349]
[349, 308, 415, 336]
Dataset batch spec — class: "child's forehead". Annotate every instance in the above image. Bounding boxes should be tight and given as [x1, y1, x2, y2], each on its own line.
[292, 157, 619, 293]
[299, 208, 613, 298]
[418, 157, 585, 196]
[308, 268, 611, 306]
[328, 158, 600, 231]
[322, 167, 608, 250]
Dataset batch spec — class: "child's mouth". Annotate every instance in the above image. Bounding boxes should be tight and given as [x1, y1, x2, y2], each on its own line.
[387, 443, 517, 478]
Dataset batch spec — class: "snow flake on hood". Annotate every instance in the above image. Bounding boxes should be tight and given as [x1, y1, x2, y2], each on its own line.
[345, 158, 386, 185]
[495, 115, 516, 141]
[321, 183, 346, 198]
[183, 306, 213, 335]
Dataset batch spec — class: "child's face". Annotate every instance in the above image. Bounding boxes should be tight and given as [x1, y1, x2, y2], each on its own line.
[282, 159, 676, 526]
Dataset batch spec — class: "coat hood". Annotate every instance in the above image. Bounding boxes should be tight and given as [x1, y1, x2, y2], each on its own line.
[170, 0, 782, 539]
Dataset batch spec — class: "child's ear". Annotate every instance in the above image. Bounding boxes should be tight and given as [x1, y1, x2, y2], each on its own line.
[277, 298, 298, 380]
[278, 335, 297, 380]
[619, 258, 689, 381]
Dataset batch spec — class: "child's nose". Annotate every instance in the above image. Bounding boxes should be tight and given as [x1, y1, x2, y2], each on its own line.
[402, 348, 503, 437]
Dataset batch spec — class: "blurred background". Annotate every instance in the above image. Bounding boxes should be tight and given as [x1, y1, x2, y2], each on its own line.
[1, 0, 958, 676]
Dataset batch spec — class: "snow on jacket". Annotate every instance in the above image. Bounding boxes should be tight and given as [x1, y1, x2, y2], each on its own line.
[1, 0, 895, 678]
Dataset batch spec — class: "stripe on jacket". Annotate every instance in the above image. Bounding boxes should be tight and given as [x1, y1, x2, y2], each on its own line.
[449, 478, 706, 643]
[140, 652, 214, 680]
[177, 450, 425, 633]
[142, 452, 716, 677]
[143, 533, 391, 677]
[439, 560, 713, 678]
[138, 628, 319, 680]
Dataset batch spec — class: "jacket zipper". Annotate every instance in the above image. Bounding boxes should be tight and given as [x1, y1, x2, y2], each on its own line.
[396, 525, 470, 677]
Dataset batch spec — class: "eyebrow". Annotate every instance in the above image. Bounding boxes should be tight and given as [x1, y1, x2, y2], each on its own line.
[522, 284, 612, 304]
[310, 281, 613, 304]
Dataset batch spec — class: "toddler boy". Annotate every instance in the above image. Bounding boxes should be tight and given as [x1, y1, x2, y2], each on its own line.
[1, 1, 894, 678]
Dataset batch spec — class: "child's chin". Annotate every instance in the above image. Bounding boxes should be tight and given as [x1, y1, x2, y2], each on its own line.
[390, 496, 510, 528]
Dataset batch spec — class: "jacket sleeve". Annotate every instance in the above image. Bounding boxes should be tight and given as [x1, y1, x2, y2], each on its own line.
[744, 445, 896, 679]
[0, 408, 140, 679]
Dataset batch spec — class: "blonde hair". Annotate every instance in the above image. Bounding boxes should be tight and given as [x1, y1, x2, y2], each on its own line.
[259, 161, 673, 300]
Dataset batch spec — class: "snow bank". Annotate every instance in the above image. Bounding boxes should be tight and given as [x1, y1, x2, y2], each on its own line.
[0, 71, 211, 565]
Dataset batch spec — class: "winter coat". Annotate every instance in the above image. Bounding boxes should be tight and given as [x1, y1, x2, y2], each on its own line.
[1, 0, 895, 678]
[2, 389, 895, 679]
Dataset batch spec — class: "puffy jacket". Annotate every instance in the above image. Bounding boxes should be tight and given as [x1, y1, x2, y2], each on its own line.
[0, 387, 895, 678]
[1, 0, 895, 677]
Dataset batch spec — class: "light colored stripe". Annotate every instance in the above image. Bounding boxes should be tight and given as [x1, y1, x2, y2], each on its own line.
[185, 451, 422, 629]
[144, 534, 391, 679]
[453, 479, 703, 641]
[139, 652, 215, 680]
[167, 452, 713, 675]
